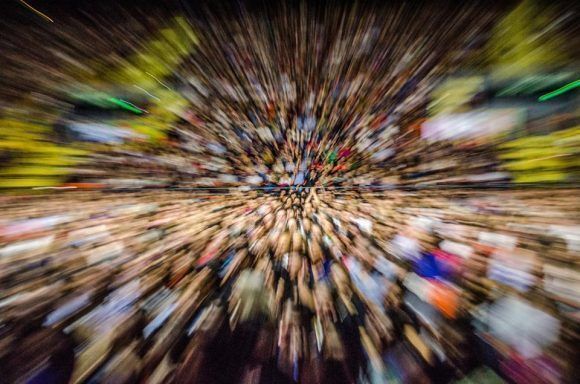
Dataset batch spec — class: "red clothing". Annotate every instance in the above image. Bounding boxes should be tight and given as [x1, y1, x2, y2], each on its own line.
[432, 249, 463, 276]
[338, 148, 352, 159]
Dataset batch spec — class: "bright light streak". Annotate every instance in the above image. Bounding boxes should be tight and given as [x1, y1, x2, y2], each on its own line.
[121, 99, 149, 113]
[19, 0, 54, 23]
[538, 80, 580, 101]
[134, 85, 161, 101]
[145, 72, 171, 90]
[108, 97, 145, 114]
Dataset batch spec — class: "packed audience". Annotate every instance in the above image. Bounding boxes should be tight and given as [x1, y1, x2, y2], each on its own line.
[0, 1, 578, 383]
[1, 1, 505, 189]
[0, 189, 577, 383]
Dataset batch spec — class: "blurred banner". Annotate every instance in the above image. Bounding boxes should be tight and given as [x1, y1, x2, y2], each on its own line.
[422, 108, 525, 143]
[487, 0, 572, 80]
[0, 16, 197, 189]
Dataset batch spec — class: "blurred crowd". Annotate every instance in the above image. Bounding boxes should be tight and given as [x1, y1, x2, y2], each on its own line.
[0, 188, 578, 383]
[0, 1, 510, 189]
[0, 0, 578, 383]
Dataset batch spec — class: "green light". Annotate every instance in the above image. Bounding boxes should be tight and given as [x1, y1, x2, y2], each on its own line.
[107, 97, 144, 114]
[538, 80, 580, 102]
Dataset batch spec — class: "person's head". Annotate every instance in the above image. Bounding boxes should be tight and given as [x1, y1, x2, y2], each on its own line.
[288, 252, 303, 278]
[385, 280, 404, 308]
[330, 262, 351, 293]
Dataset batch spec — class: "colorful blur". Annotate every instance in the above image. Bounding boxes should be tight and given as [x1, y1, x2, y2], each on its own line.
[0, 1, 578, 383]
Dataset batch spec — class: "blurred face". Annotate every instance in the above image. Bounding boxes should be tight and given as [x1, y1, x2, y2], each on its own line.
[331, 264, 349, 291]
[289, 252, 302, 278]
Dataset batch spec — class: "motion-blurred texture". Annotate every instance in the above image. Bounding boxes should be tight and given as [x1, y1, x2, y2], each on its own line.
[0, 0, 578, 383]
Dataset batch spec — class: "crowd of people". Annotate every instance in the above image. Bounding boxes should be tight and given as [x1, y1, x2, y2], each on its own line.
[1, 1, 575, 191]
[0, 188, 577, 383]
[0, 1, 578, 383]
[0, 1, 505, 189]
